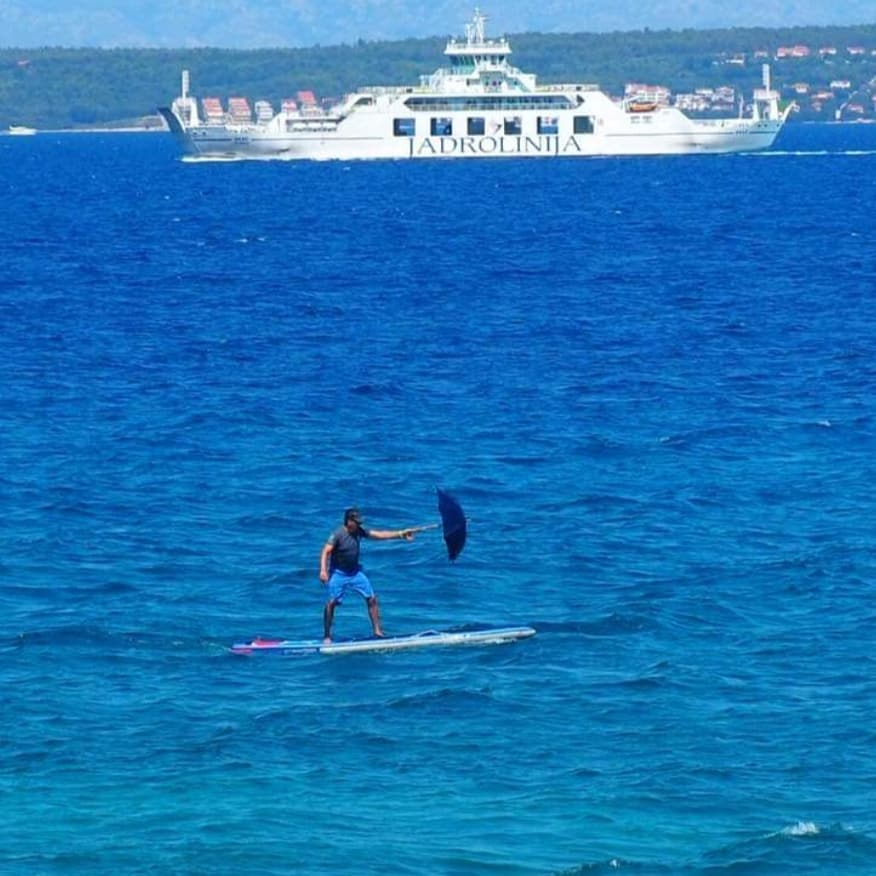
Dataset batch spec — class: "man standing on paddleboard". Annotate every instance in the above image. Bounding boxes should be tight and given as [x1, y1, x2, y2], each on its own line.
[319, 507, 416, 643]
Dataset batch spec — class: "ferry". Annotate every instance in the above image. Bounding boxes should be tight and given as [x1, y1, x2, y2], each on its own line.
[159, 9, 792, 161]
[8, 125, 37, 136]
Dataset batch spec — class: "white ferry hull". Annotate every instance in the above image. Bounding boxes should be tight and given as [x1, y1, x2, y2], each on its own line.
[160, 11, 790, 162]
[161, 110, 785, 161]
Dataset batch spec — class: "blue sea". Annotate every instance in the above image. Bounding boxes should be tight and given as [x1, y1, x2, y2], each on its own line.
[2, 123, 876, 875]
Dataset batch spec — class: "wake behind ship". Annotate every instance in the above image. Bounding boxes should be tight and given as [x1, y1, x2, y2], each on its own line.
[159, 9, 792, 161]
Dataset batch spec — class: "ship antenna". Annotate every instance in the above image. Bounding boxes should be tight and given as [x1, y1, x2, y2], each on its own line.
[467, 8, 487, 44]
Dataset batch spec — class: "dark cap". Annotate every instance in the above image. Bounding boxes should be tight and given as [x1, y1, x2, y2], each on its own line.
[344, 507, 363, 525]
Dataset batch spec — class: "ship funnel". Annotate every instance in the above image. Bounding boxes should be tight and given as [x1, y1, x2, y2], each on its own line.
[762, 64, 771, 91]
[182, 69, 190, 101]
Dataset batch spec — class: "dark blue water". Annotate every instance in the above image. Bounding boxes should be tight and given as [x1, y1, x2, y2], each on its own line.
[2, 123, 876, 875]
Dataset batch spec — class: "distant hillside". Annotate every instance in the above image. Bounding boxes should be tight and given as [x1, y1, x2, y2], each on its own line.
[2, 0, 875, 49]
[2, 23, 876, 129]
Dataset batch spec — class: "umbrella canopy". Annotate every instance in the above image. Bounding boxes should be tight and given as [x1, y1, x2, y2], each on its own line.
[437, 488, 467, 561]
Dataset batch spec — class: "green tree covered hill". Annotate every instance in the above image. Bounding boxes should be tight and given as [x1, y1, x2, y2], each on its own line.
[2, 23, 875, 129]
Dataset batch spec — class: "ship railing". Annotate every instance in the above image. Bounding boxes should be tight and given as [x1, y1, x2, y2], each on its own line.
[446, 37, 510, 52]
[361, 85, 427, 96]
[540, 83, 601, 93]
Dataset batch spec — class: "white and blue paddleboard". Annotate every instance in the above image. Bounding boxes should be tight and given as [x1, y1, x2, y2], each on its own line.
[231, 626, 536, 656]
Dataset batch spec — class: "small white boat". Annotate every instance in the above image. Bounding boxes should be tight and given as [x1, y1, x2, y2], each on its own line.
[160, 9, 792, 161]
[8, 125, 37, 136]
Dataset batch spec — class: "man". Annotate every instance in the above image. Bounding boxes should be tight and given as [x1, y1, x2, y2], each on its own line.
[319, 507, 416, 643]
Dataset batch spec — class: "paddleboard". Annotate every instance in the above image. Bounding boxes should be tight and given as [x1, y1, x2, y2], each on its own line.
[230, 626, 536, 656]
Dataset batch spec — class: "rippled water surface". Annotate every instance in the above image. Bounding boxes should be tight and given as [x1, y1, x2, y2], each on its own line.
[2, 123, 876, 874]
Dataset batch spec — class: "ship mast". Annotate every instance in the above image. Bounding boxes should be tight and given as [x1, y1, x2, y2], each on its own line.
[466, 8, 487, 44]
[752, 63, 781, 122]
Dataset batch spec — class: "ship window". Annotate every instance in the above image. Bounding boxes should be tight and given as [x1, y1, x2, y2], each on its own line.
[393, 117, 415, 137]
[430, 117, 453, 136]
[538, 116, 559, 134]
[468, 117, 485, 135]
[573, 116, 595, 134]
[504, 116, 522, 135]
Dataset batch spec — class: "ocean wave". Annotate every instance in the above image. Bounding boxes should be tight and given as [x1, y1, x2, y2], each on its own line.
[533, 614, 660, 637]
[557, 822, 876, 874]
[386, 686, 496, 710]
[759, 149, 876, 157]
[780, 821, 820, 837]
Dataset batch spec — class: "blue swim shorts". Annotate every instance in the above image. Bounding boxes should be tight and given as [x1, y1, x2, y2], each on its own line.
[327, 569, 375, 604]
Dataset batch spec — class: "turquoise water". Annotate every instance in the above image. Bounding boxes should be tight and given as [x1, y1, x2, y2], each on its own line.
[2, 124, 876, 874]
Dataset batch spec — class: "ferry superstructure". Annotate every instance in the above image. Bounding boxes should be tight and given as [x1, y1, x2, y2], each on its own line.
[159, 9, 792, 160]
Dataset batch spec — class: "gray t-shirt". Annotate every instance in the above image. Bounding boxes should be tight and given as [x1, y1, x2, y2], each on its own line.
[327, 525, 370, 573]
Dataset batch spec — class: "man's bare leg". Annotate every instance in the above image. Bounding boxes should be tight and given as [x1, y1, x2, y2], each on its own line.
[323, 600, 337, 644]
[367, 596, 384, 637]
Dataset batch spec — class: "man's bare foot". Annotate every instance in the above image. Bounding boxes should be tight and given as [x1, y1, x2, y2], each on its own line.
[373, 630, 385, 638]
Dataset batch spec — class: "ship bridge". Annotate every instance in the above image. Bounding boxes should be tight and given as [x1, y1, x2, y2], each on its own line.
[423, 8, 538, 94]
[444, 8, 510, 64]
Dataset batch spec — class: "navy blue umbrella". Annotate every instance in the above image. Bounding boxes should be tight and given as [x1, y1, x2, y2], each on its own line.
[436, 488, 467, 561]
[408, 489, 467, 561]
